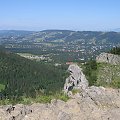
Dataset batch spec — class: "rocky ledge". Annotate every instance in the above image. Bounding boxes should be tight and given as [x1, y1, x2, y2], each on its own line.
[96, 52, 120, 65]
[0, 87, 120, 120]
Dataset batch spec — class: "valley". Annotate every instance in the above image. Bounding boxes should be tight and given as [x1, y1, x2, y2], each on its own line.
[1, 30, 119, 63]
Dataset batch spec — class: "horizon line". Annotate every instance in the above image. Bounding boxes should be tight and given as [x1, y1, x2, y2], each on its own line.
[0, 29, 118, 32]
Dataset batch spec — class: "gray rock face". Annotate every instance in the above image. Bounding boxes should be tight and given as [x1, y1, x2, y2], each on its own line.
[0, 104, 33, 120]
[0, 87, 120, 120]
[96, 52, 120, 65]
[64, 64, 88, 93]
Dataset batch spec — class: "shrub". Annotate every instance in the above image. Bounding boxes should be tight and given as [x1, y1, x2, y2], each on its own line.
[71, 89, 81, 95]
[83, 59, 98, 86]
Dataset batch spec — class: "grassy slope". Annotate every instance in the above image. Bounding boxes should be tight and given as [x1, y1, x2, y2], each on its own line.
[96, 63, 120, 88]
[81, 61, 120, 88]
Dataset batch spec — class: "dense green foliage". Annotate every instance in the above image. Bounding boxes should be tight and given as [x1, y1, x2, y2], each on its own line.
[0, 50, 68, 101]
[109, 47, 120, 55]
[82, 59, 98, 86]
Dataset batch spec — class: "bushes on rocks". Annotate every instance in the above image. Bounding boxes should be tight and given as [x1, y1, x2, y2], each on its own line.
[109, 46, 120, 55]
[83, 59, 97, 86]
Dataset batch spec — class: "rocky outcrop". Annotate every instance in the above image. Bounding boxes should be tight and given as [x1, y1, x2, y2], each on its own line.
[96, 52, 120, 65]
[64, 64, 88, 93]
[0, 64, 120, 120]
[0, 87, 120, 120]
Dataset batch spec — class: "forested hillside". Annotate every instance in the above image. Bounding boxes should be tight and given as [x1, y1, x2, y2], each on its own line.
[0, 49, 68, 101]
[109, 47, 120, 55]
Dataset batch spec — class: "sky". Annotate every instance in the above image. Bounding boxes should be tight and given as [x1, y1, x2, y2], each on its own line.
[0, 0, 120, 31]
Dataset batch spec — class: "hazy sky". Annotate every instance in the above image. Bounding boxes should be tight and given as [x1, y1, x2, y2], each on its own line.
[0, 0, 120, 31]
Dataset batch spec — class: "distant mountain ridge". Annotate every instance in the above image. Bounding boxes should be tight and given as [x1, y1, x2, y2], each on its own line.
[112, 28, 120, 32]
[0, 30, 33, 36]
[30, 30, 120, 44]
[0, 29, 120, 44]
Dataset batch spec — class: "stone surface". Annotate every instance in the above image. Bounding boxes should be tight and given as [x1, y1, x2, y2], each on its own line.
[0, 64, 120, 120]
[0, 87, 120, 120]
[96, 52, 120, 65]
[64, 64, 88, 93]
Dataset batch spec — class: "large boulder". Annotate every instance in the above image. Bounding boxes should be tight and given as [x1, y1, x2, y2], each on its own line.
[64, 64, 88, 93]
